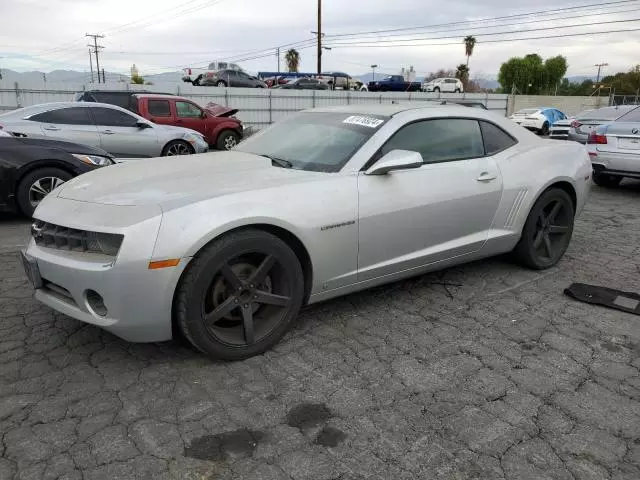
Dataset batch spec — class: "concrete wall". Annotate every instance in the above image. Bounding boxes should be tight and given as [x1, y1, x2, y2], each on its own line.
[508, 95, 609, 116]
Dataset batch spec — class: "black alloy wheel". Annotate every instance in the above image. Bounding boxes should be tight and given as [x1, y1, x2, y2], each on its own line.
[513, 188, 575, 270]
[176, 229, 304, 360]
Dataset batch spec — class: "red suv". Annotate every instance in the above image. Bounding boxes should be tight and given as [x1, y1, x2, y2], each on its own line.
[132, 94, 243, 150]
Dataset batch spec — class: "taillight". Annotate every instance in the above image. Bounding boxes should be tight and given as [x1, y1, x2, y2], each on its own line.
[587, 132, 607, 144]
[188, 68, 192, 75]
[570, 120, 582, 128]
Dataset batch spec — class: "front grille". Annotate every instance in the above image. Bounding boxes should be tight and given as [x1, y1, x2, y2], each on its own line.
[31, 220, 123, 256]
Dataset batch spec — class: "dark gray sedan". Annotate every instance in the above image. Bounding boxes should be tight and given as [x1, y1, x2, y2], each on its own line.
[566, 105, 637, 143]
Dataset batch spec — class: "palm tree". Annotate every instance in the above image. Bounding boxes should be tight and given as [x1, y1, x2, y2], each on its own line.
[456, 64, 470, 88]
[464, 36, 476, 68]
[285, 49, 300, 73]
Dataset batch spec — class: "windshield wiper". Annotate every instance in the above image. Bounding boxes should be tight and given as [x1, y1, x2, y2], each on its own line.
[261, 154, 293, 169]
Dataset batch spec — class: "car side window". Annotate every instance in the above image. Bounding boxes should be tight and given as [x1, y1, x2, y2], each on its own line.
[90, 107, 139, 127]
[29, 107, 93, 125]
[479, 121, 518, 155]
[148, 100, 171, 117]
[176, 101, 202, 118]
[381, 118, 485, 164]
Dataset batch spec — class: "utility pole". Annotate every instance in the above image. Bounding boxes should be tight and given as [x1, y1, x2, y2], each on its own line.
[371, 64, 377, 82]
[594, 63, 608, 84]
[86, 33, 104, 83]
[317, 0, 322, 75]
[276, 47, 280, 75]
[88, 48, 94, 83]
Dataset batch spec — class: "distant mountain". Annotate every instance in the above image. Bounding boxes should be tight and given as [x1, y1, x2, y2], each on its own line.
[0, 68, 185, 86]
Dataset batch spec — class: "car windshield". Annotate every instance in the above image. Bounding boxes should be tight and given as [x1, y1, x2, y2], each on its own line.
[233, 112, 389, 173]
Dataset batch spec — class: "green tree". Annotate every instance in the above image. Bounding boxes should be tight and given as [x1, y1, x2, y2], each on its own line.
[285, 49, 300, 73]
[543, 55, 568, 94]
[464, 36, 476, 68]
[455, 64, 470, 86]
[498, 53, 567, 94]
[131, 73, 144, 84]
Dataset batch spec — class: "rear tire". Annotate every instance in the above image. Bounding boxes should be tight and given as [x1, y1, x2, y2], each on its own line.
[592, 172, 622, 188]
[454, 88, 461, 93]
[540, 122, 549, 136]
[16, 167, 73, 217]
[175, 229, 304, 360]
[513, 188, 575, 270]
[216, 80, 227, 87]
[162, 140, 194, 156]
[216, 130, 240, 150]
[434, 87, 440, 93]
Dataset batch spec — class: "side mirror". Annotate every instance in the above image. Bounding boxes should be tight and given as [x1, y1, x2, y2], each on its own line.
[365, 150, 423, 175]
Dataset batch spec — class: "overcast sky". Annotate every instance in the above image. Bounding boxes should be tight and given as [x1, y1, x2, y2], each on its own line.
[0, 0, 638, 78]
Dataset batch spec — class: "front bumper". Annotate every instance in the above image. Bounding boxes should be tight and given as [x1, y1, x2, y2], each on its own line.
[23, 198, 189, 343]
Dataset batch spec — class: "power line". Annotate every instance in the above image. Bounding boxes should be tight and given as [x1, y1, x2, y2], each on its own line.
[326, 27, 640, 49]
[327, 5, 640, 42]
[327, 17, 640, 47]
[324, 0, 640, 38]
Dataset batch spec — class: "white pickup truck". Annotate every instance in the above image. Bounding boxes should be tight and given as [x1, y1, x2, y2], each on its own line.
[182, 61, 244, 86]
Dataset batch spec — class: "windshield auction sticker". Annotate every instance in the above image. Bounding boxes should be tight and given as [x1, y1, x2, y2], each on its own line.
[343, 115, 385, 128]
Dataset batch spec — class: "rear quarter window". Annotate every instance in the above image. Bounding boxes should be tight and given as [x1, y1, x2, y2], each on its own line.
[480, 121, 518, 155]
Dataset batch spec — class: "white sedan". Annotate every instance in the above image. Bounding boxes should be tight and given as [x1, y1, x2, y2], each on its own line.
[21, 104, 591, 360]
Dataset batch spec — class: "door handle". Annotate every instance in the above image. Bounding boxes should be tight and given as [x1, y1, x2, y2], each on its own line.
[43, 125, 59, 131]
[102, 130, 115, 135]
[476, 172, 497, 182]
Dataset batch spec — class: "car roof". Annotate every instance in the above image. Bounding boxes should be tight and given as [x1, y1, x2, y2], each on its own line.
[305, 103, 492, 117]
[133, 93, 186, 100]
[0, 101, 137, 118]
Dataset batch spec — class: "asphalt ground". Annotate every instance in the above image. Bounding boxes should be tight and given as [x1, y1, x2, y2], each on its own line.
[1, 181, 639, 480]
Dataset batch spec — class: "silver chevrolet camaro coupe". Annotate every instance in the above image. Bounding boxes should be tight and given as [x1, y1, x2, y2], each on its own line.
[21, 104, 592, 360]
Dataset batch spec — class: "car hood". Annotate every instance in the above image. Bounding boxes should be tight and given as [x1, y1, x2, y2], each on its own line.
[15, 137, 113, 157]
[55, 151, 327, 209]
[204, 102, 239, 117]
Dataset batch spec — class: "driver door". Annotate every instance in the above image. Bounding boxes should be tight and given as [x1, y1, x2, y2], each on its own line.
[357, 118, 503, 282]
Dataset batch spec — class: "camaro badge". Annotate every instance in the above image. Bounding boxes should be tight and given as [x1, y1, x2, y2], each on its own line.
[321, 220, 356, 231]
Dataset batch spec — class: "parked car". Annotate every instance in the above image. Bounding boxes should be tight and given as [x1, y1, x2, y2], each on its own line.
[422, 78, 464, 93]
[273, 78, 329, 90]
[199, 69, 267, 88]
[21, 104, 590, 360]
[131, 94, 243, 150]
[0, 102, 208, 158]
[0, 134, 113, 216]
[368, 75, 422, 92]
[182, 61, 244, 85]
[565, 105, 637, 144]
[509, 107, 566, 135]
[586, 105, 640, 187]
[549, 113, 586, 140]
[317, 72, 358, 90]
[75, 90, 174, 111]
[264, 76, 294, 88]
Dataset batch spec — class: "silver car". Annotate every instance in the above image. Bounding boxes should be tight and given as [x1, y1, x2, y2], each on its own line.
[21, 104, 591, 360]
[586, 105, 640, 187]
[566, 105, 637, 144]
[0, 102, 208, 158]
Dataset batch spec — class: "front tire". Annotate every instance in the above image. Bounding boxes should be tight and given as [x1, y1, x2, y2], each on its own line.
[434, 87, 440, 93]
[162, 140, 194, 156]
[175, 229, 305, 360]
[216, 80, 227, 87]
[216, 130, 240, 150]
[513, 188, 575, 270]
[16, 167, 72, 217]
[592, 172, 622, 188]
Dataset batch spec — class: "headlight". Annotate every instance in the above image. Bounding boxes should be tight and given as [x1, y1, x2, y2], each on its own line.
[72, 154, 113, 167]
